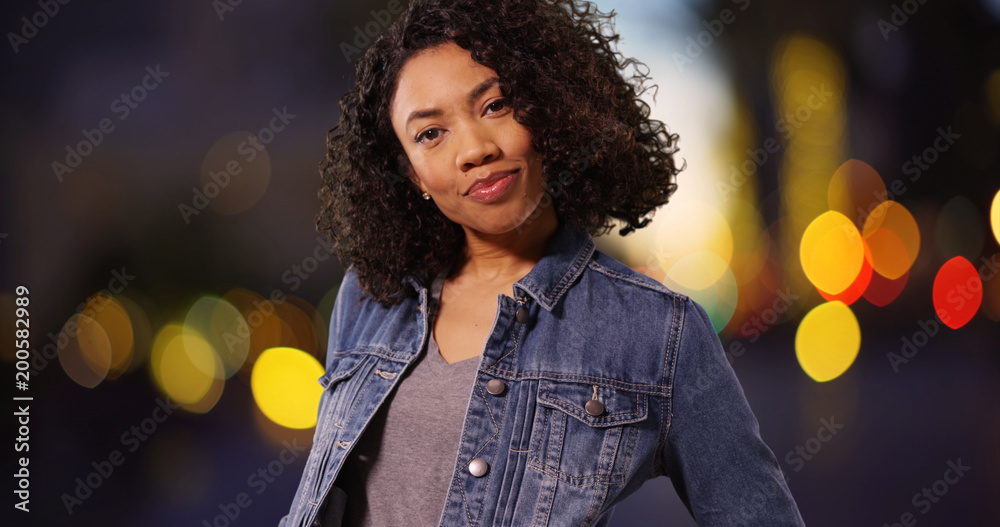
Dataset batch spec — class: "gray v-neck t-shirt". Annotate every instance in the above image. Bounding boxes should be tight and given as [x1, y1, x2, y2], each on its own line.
[324, 272, 481, 526]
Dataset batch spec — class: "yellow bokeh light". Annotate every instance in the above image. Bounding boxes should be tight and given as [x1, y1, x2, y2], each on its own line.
[643, 199, 735, 286]
[800, 211, 864, 294]
[179, 374, 225, 414]
[150, 325, 221, 405]
[665, 250, 730, 291]
[664, 251, 738, 333]
[771, 33, 847, 313]
[251, 347, 324, 429]
[185, 296, 249, 379]
[795, 301, 860, 382]
[991, 189, 1000, 246]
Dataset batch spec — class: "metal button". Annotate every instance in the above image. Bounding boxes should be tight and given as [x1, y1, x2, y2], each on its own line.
[585, 399, 605, 417]
[515, 305, 529, 324]
[486, 379, 506, 396]
[469, 458, 489, 477]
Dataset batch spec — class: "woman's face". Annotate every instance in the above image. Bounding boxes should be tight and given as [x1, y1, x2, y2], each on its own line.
[389, 41, 547, 236]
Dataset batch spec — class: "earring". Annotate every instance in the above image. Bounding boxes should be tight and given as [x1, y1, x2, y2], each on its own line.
[421, 191, 431, 200]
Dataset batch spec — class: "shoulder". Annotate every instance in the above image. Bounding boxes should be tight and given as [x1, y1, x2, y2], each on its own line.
[332, 265, 367, 313]
[334, 264, 412, 312]
[585, 248, 687, 300]
[327, 265, 390, 339]
[581, 249, 713, 337]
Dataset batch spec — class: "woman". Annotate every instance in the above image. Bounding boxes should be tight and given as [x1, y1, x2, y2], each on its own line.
[282, 0, 804, 525]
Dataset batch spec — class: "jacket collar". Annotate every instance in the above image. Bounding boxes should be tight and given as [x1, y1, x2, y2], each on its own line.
[403, 218, 596, 312]
[513, 218, 595, 312]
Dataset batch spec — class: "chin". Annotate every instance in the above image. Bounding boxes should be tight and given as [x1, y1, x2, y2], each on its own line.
[467, 211, 533, 235]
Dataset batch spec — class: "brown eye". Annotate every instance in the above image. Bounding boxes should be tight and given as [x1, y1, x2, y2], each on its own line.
[416, 128, 442, 144]
[486, 99, 507, 114]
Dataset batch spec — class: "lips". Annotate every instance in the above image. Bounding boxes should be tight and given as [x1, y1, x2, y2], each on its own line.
[465, 169, 519, 196]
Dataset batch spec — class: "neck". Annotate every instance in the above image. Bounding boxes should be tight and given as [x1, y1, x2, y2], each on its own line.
[453, 206, 559, 287]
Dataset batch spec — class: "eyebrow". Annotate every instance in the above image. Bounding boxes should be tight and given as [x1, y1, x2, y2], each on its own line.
[404, 76, 500, 128]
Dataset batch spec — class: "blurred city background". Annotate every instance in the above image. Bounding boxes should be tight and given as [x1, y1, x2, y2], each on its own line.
[2, 0, 999, 525]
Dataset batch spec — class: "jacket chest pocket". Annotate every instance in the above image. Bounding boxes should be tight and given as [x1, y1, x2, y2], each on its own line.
[528, 379, 648, 487]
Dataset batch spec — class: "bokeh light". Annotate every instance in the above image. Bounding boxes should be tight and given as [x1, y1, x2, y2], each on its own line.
[222, 288, 289, 377]
[772, 34, 847, 306]
[644, 198, 735, 287]
[58, 314, 111, 388]
[150, 324, 223, 406]
[251, 347, 325, 429]
[933, 256, 983, 330]
[664, 250, 730, 292]
[663, 251, 739, 333]
[115, 295, 153, 375]
[795, 301, 861, 382]
[184, 296, 249, 378]
[179, 374, 225, 414]
[990, 189, 1000, 246]
[827, 159, 886, 228]
[863, 269, 909, 307]
[861, 200, 920, 280]
[800, 210, 865, 295]
[80, 292, 135, 379]
[819, 238, 873, 306]
[199, 131, 271, 216]
[276, 297, 320, 357]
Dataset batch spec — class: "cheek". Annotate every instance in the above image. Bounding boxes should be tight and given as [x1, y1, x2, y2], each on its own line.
[408, 158, 442, 188]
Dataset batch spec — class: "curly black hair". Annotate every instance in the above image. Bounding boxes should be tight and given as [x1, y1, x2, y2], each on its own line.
[317, 0, 682, 306]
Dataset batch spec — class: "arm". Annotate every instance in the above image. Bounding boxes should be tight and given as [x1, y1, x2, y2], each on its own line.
[660, 297, 805, 526]
[278, 265, 359, 527]
[324, 264, 360, 371]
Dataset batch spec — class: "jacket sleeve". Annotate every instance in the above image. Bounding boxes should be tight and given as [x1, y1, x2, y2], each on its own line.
[277, 265, 360, 527]
[659, 296, 805, 526]
[324, 264, 360, 371]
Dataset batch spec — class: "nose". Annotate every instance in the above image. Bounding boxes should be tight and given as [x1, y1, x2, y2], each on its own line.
[455, 121, 500, 171]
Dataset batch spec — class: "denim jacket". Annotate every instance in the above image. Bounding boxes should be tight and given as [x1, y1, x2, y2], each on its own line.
[280, 220, 805, 526]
